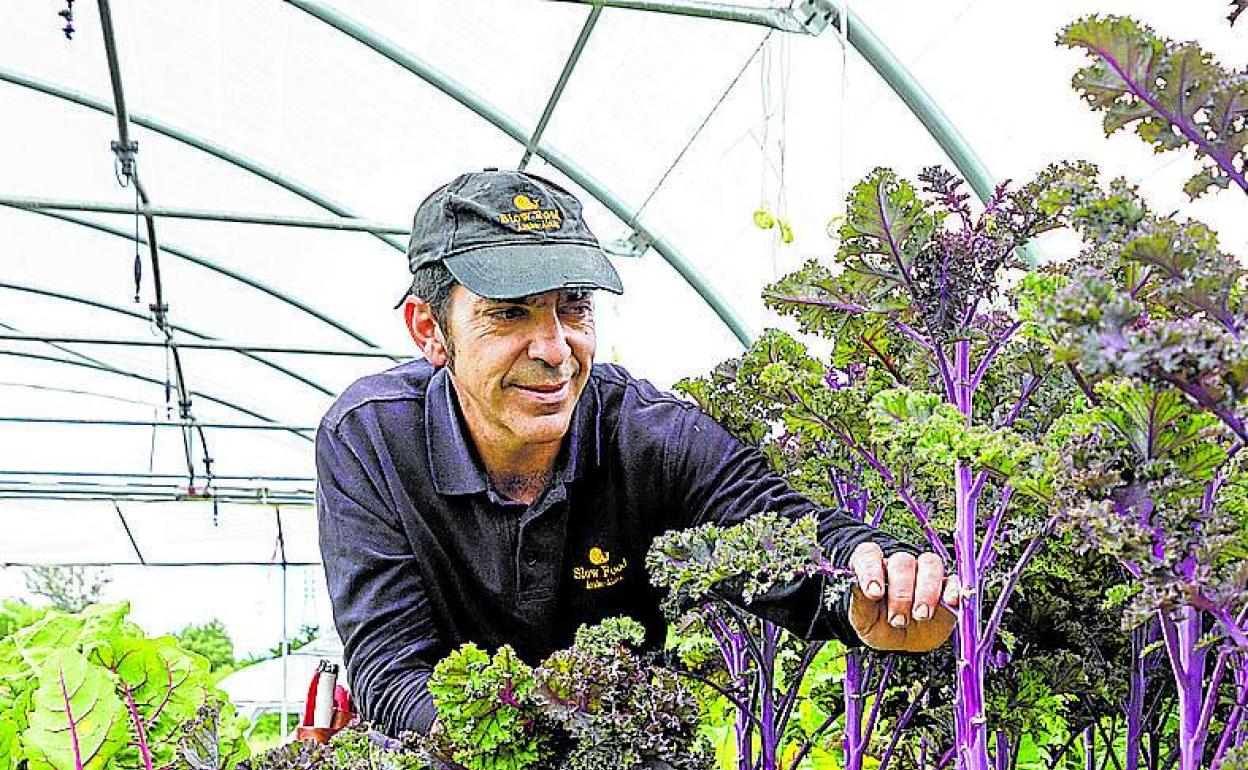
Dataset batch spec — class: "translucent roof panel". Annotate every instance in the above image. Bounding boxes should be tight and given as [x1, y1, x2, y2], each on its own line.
[0, 0, 1244, 579]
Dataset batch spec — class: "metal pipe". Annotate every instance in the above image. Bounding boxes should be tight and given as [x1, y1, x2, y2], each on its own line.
[549, 0, 803, 31]
[0, 332, 409, 358]
[0, 561, 321, 568]
[0, 350, 313, 441]
[519, 5, 603, 171]
[0, 417, 315, 432]
[0, 195, 410, 234]
[0, 281, 335, 396]
[0, 469, 315, 483]
[286, 0, 757, 346]
[96, 0, 134, 150]
[15, 208, 391, 352]
[0, 67, 407, 255]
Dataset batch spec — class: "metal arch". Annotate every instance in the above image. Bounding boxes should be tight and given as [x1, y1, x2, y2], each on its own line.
[519, 4, 603, 172]
[0, 350, 314, 442]
[0, 332, 406, 358]
[0, 281, 335, 396]
[0, 67, 406, 255]
[285, 0, 757, 347]
[8, 206, 389, 352]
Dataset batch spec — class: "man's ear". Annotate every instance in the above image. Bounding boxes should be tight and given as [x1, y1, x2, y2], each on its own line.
[403, 297, 449, 367]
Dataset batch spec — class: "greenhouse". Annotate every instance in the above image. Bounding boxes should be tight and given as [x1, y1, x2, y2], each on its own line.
[1, 1, 1246, 769]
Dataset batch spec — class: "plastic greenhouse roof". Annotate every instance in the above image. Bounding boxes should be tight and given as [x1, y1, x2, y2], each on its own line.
[1, 0, 1245, 572]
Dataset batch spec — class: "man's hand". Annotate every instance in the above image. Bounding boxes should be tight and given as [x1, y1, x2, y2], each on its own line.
[847, 541, 960, 652]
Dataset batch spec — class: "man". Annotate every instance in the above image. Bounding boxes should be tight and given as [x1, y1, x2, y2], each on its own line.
[316, 169, 959, 737]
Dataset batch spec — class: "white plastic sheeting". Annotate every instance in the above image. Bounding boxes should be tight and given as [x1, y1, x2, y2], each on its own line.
[1, 0, 1244, 573]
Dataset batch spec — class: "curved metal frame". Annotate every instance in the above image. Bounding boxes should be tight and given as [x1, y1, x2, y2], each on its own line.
[12, 207, 386, 351]
[286, 0, 756, 346]
[0, 350, 313, 441]
[0, 281, 335, 396]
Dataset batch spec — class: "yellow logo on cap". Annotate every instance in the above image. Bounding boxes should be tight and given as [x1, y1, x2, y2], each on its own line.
[499, 190, 563, 232]
[589, 547, 610, 565]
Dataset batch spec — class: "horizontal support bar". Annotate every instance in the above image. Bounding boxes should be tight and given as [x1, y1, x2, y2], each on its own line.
[0, 195, 412, 234]
[0, 416, 315, 432]
[0, 332, 411, 358]
[0, 561, 321, 567]
[550, 0, 805, 31]
[0, 469, 316, 482]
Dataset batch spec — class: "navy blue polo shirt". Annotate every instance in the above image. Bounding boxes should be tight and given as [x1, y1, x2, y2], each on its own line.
[316, 359, 916, 737]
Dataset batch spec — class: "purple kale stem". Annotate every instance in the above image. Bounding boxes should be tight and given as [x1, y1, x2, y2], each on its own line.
[122, 681, 154, 770]
[761, 293, 869, 315]
[863, 656, 897, 747]
[775, 642, 822, 735]
[843, 651, 868, 770]
[978, 518, 1056, 660]
[57, 664, 85, 770]
[995, 732, 1009, 770]
[1084, 726, 1096, 770]
[1088, 43, 1248, 193]
[1160, 607, 1210, 770]
[799, 398, 950, 561]
[975, 486, 1013, 573]
[937, 745, 957, 770]
[1124, 622, 1154, 770]
[999, 368, 1051, 430]
[894, 321, 933, 351]
[1210, 663, 1248, 769]
[877, 678, 931, 770]
[951, 339, 991, 770]
[970, 322, 1022, 389]
[1197, 647, 1234, 744]
[758, 621, 780, 770]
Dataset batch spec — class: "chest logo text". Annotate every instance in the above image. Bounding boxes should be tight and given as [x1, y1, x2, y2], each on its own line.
[572, 546, 628, 590]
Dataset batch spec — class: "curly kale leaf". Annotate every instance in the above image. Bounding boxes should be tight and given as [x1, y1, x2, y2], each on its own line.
[534, 618, 709, 770]
[646, 513, 839, 618]
[427, 644, 549, 770]
[1060, 15, 1248, 198]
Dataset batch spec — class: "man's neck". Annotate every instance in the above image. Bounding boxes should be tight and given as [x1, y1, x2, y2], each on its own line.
[449, 385, 562, 505]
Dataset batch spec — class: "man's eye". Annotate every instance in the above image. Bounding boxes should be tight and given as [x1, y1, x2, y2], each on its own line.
[494, 307, 527, 321]
[560, 302, 593, 319]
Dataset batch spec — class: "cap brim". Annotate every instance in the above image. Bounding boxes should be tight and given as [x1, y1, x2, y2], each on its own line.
[442, 243, 624, 300]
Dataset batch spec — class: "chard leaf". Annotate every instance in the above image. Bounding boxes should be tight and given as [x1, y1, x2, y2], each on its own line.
[21, 649, 128, 770]
[1061, 15, 1248, 198]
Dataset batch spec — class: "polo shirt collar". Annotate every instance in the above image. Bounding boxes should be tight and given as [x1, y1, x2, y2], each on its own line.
[425, 365, 600, 497]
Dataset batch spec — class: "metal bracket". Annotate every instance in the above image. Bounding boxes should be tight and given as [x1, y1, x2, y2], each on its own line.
[788, 0, 838, 36]
[603, 229, 651, 259]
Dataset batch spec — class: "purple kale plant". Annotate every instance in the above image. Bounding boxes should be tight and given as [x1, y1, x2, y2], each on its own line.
[1031, 159, 1248, 770]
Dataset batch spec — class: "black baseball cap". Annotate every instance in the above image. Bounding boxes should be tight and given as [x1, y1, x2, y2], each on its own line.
[399, 168, 624, 305]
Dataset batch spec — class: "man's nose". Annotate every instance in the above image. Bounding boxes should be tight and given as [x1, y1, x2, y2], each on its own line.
[528, 309, 572, 368]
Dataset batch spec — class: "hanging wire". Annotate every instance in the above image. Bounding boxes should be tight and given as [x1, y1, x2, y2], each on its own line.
[837, 0, 850, 236]
[627, 29, 775, 229]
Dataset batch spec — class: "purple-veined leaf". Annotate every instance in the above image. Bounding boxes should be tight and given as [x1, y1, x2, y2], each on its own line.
[21, 649, 128, 770]
[1061, 15, 1248, 198]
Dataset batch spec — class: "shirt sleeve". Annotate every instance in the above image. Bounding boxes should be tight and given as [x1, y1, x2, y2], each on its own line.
[316, 423, 440, 736]
[662, 403, 921, 646]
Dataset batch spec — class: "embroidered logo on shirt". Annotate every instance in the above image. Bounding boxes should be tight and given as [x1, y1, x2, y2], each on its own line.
[573, 546, 628, 590]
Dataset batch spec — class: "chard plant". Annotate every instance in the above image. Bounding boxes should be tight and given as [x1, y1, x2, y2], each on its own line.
[0, 602, 248, 770]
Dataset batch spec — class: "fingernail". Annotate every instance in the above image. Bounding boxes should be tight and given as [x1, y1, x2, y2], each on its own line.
[913, 604, 930, 621]
[889, 613, 907, 629]
[867, 581, 884, 599]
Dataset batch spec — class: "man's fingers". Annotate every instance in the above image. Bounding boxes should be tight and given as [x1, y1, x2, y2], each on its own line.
[885, 552, 917, 628]
[912, 553, 944, 621]
[943, 573, 962, 608]
[849, 541, 886, 601]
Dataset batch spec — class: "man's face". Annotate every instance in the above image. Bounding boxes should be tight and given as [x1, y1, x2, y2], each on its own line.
[441, 285, 596, 450]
